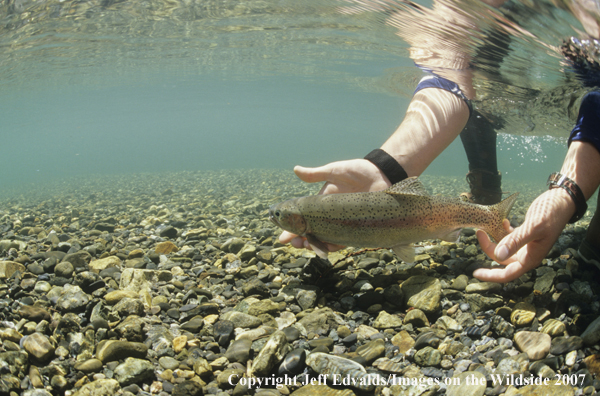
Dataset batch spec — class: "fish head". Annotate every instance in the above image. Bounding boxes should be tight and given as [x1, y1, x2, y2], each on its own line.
[269, 200, 307, 235]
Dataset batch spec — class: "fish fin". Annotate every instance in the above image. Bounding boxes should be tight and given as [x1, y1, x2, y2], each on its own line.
[392, 244, 415, 263]
[384, 177, 429, 196]
[481, 193, 519, 242]
[306, 234, 329, 259]
[440, 228, 462, 243]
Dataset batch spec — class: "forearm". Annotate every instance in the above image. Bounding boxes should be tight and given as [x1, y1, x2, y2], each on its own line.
[559, 141, 600, 200]
[380, 88, 470, 177]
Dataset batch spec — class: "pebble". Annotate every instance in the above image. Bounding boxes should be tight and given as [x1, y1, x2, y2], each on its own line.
[447, 371, 486, 396]
[404, 308, 429, 327]
[549, 336, 584, 355]
[391, 330, 415, 353]
[541, 319, 566, 336]
[251, 330, 290, 376]
[401, 276, 442, 313]
[278, 348, 306, 375]
[22, 333, 55, 362]
[465, 282, 502, 293]
[414, 346, 442, 367]
[581, 316, 600, 346]
[96, 340, 148, 363]
[510, 302, 537, 327]
[225, 338, 253, 363]
[373, 310, 403, 328]
[0, 171, 595, 396]
[74, 359, 104, 373]
[514, 331, 551, 360]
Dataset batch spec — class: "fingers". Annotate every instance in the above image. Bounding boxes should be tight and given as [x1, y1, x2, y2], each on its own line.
[503, 218, 514, 232]
[473, 263, 528, 283]
[293, 165, 331, 184]
[278, 231, 296, 244]
[476, 229, 495, 258]
[494, 225, 532, 262]
[280, 231, 309, 249]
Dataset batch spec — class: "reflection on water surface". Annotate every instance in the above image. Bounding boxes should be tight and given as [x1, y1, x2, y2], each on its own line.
[0, 0, 599, 188]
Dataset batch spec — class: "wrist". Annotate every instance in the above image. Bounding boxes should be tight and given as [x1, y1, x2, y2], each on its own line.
[547, 172, 586, 223]
[364, 149, 408, 185]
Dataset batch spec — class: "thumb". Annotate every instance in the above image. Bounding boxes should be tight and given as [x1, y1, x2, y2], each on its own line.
[293, 165, 332, 184]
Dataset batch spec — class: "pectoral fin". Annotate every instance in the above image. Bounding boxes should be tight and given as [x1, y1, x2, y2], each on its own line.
[440, 228, 462, 243]
[306, 234, 329, 259]
[392, 244, 415, 263]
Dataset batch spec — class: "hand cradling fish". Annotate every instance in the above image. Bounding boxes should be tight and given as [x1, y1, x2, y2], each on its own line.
[269, 177, 518, 263]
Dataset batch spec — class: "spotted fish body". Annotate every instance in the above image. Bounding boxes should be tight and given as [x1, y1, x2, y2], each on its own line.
[269, 177, 518, 262]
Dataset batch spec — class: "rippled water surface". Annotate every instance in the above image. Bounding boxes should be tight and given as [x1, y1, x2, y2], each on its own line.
[0, 0, 596, 189]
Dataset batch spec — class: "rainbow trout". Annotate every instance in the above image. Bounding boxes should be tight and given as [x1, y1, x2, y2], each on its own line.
[269, 177, 518, 263]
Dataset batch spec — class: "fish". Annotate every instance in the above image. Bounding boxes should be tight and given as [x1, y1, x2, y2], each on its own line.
[269, 177, 518, 263]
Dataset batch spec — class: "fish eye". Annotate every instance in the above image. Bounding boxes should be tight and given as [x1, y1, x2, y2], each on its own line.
[275, 211, 280, 217]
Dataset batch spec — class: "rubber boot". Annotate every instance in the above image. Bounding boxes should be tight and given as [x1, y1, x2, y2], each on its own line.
[461, 169, 503, 205]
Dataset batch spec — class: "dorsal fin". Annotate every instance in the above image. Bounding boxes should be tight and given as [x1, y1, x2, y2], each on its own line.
[384, 177, 428, 196]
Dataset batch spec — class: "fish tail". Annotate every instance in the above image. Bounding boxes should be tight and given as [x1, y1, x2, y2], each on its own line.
[485, 193, 519, 242]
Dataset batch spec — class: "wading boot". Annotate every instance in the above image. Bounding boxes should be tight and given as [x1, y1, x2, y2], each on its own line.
[461, 169, 503, 205]
[578, 194, 600, 270]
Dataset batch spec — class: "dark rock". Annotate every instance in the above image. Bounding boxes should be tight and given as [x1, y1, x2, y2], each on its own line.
[180, 317, 204, 333]
[96, 340, 148, 363]
[172, 380, 203, 396]
[160, 226, 178, 239]
[278, 349, 306, 376]
[18, 305, 51, 322]
[214, 320, 235, 346]
[225, 339, 253, 363]
[550, 336, 584, 355]
[414, 332, 441, 350]
[95, 223, 115, 233]
[283, 327, 300, 342]
[242, 279, 270, 298]
[62, 250, 91, 268]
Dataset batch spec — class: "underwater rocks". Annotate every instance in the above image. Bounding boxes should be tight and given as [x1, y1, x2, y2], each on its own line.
[0, 170, 598, 395]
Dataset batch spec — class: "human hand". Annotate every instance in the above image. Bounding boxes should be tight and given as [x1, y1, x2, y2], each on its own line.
[279, 158, 393, 251]
[473, 188, 576, 283]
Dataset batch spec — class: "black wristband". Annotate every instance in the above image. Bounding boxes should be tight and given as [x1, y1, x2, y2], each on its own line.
[547, 172, 588, 223]
[364, 149, 408, 185]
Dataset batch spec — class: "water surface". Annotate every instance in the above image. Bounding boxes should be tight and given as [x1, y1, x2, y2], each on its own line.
[0, 0, 595, 192]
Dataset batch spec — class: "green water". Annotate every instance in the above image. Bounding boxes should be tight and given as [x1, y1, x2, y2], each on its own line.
[0, 0, 589, 195]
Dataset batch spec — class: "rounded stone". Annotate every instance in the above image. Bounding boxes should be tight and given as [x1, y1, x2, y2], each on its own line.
[159, 356, 181, 370]
[155, 241, 179, 254]
[224, 338, 253, 363]
[96, 340, 148, 363]
[278, 349, 306, 376]
[74, 358, 104, 373]
[510, 302, 536, 327]
[514, 331, 551, 360]
[447, 371, 486, 396]
[401, 276, 442, 313]
[18, 306, 51, 322]
[414, 346, 441, 367]
[54, 261, 74, 278]
[403, 308, 429, 327]
[373, 311, 403, 329]
[581, 316, 600, 346]
[22, 333, 55, 362]
[391, 330, 415, 354]
[113, 357, 155, 386]
[541, 319, 566, 337]
[172, 380, 203, 396]
[283, 327, 300, 342]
